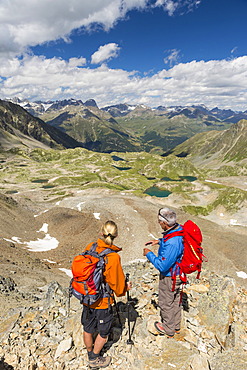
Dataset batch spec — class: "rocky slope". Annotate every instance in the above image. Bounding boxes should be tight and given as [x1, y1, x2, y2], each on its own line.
[0, 170, 246, 369]
[0, 261, 246, 369]
[0, 100, 83, 150]
[168, 119, 247, 165]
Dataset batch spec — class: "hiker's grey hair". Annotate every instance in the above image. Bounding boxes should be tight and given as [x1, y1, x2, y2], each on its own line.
[158, 207, 177, 227]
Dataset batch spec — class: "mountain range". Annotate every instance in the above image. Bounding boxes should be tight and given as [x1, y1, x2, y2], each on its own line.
[10, 97, 247, 123]
[1, 97, 247, 157]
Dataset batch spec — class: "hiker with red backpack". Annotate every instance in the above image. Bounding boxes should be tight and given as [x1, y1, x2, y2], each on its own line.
[71, 220, 131, 369]
[143, 207, 184, 338]
[143, 207, 204, 338]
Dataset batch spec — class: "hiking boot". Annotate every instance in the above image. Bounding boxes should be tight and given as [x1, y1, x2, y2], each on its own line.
[154, 321, 174, 338]
[88, 355, 112, 369]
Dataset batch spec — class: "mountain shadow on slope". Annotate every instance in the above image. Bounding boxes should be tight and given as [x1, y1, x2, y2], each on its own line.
[0, 100, 84, 150]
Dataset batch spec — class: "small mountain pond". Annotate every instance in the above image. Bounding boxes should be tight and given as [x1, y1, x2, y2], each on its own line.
[144, 186, 172, 198]
[31, 179, 49, 183]
[161, 176, 197, 182]
[111, 155, 125, 161]
[113, 166, 132, 171]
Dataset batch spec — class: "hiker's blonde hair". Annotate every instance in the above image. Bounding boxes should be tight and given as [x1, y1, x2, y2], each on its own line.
[101, 220, 118, 245]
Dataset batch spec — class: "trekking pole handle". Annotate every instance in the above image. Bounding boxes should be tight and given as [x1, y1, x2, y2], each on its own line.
[126, 273, 131, 300]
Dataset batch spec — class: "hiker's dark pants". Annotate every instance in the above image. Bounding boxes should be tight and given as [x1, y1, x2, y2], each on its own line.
[158, 275, 182, 337]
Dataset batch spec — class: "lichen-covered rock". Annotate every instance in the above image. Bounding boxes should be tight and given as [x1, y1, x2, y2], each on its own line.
[197, 275, 237, 344]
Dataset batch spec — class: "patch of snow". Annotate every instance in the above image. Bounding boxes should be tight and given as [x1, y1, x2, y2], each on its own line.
[3, 237, 21, 243]
[205, 180, 219, 184]
[133, 210, 137, 213]
[38, 223, 48, 233]
[220, 213, 224, 217]
[93, 213, 100, 220]
[56, 201, 61, 205]
[149, 233, 157, 239]
[236, 271, 247, 279]
[77, 202, 85, 211]
[25, 234, 59, 252]
[34, 209, 48, 217]
[229, 219, 246, 226]
[59, 268, 73, 278]
[43, 259, 56, 264]
[168, 364, 176, 368]
[12, 237, 24, 244]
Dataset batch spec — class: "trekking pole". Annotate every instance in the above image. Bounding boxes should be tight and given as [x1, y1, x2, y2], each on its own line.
[126, 273, 134, 345]
[67, 280, 72, 318]
[113, 295, 122, 328]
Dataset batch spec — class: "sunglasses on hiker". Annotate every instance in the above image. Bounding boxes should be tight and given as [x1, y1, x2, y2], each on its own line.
[158, 209, 169, 223]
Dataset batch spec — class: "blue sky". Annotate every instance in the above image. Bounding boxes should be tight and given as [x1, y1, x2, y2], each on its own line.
[0, 0, 247, 110]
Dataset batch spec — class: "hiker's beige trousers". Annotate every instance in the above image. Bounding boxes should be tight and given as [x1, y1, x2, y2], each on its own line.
[158, 275, 182, 337]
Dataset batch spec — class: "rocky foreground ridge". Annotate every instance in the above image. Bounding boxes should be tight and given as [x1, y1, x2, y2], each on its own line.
[0, 262, 246, 370]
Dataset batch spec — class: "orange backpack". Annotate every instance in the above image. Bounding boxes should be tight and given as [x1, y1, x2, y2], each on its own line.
[70, 243, 114, 305]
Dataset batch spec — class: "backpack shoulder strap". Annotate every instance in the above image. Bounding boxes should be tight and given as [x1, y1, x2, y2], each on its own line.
[81, 242, 99, 258]
[83, 243, 116, 260]
[163, 229, 184, 242]
[98, 248, 115, 258]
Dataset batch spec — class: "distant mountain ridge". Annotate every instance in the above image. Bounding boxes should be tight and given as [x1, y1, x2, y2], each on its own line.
[8, 97, 247, 123]
[3, 97, 247, 154]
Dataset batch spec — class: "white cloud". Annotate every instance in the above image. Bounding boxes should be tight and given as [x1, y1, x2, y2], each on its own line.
[154, 0, 202, 16]
[68, 57, 87, 68]
[164, 49, 180, 66]
[231, 46, 238, 54]
[1, 54, 247, 110]
[91, 43, 121, 64]
[0, 0, 148, 58]
[0, 0, 202, 60]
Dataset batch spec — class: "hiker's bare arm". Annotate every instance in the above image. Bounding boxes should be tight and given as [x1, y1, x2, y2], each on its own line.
[126, 281, 132, 290]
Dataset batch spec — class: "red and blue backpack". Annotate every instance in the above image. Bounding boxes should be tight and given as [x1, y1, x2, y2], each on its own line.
[163, 220, 206, 290]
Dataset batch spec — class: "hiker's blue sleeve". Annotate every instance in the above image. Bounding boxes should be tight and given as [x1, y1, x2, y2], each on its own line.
[146, 237, 183, 276]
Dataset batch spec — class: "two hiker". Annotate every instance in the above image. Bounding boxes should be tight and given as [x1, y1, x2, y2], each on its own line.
[72, 207, 202, 368]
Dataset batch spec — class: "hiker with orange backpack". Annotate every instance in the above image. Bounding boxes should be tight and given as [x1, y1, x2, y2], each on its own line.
[143, 207, 184, 338]
[71, 220, 131, 369]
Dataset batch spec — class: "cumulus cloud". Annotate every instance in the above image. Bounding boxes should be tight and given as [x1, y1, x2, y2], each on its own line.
[164, 49, 180, 66]
[154, 0, 202, 16]
[0, 0, 202, 59]
[91, 43, 121, 64]
[0, 0, 147, 58]
[1, 54, 247, 110]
